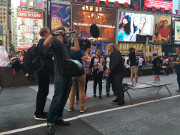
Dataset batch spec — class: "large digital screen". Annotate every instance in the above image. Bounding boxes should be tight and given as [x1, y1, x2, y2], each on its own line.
[144, 0, 172, 11]
[118, 12, 154, 42]
[51, 3, 71, 32]
[154, 15, 171, 44]
[175, 21, 180, 41]
[72, 4, 116, 43]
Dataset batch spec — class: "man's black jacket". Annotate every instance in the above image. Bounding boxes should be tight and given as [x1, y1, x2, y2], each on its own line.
[109, 49, 124, 74]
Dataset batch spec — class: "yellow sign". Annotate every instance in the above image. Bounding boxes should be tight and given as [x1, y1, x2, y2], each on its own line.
[119, 43, 144, 51]
[151, 45, 162, 53]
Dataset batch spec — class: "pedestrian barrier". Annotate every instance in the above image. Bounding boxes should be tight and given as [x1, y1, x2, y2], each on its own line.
[0, 67, 54, 88]
[123, 81, 172, 104]
[0, 67, 153, 88]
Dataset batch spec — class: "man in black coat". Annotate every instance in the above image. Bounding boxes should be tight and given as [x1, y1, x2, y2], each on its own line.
[107, 43, 125, 106]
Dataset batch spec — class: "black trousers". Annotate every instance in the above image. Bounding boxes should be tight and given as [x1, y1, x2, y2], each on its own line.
[93, 71, 103, 96]
[112, 72, 124, 102]
[85, 74, 91, 94]
[35, 71, 50, 115]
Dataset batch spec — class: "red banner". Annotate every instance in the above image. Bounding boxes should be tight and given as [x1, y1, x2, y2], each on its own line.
[17, 10, 43, 19]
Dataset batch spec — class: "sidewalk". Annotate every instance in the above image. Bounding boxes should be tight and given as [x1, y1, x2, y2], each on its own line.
[0, 74, 179, 135]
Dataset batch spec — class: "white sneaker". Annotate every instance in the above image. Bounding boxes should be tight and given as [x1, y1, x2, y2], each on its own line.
[80, 107, 87, 113]
[68, 108, 74, 112]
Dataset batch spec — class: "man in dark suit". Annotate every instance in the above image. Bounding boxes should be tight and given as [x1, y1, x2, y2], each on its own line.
[107, 43, 125, 106]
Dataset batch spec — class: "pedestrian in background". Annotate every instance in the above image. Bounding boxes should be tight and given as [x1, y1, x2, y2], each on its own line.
[173, 47, 180, 92]
[152, 53, 162, 81]
[107, 43, 125, 106]
[19, 50, 29, 77]
[83, 49, 92, 99]
[104, 52, 116, 97]
[129, 47, 139, 83]
[89, 49, 105, 99]
[0, 46, 9, 67]
[69, 48, 89, 113]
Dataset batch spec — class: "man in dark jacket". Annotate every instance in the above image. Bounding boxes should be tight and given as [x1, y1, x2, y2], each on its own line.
[107, 43, 125, 106]
[34, 27, 53, 120]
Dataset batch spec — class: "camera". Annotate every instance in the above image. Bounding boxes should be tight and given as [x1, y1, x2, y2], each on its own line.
[68, 38, 91, 51]
[78, 39, 91, 51]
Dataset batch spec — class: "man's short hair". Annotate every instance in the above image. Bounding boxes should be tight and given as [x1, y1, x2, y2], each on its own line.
[129, 47, 134, 52]
[39, 27, 49, 37]
[108, 43, 115, 48]
[55, 27, 66, 37]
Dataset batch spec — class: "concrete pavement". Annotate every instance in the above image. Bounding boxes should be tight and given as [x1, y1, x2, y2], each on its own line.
[0, 74, 180, 135]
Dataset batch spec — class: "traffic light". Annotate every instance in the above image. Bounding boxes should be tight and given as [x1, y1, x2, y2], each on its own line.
[3, 42, 5, 46]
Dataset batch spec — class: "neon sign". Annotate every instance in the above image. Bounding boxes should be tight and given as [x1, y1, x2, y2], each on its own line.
[70, 0, 180, 15]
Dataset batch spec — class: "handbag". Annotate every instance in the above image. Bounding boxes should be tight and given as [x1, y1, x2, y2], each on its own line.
[62, 57, 83, 77]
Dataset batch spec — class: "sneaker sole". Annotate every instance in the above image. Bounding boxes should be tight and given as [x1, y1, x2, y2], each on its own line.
[34, 116, 47, 121]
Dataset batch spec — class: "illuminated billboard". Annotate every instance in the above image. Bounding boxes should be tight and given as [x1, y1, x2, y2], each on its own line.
[154, 15, 171, 44]
[118, 12, 154, 42]
[99, 0, 130, 4]
[144, 0, 172, 11]
[72, 4, 116, 43]
[16, 10, 43, 50]
[175, 21, 180, 41]
[51, 3, 71, 32]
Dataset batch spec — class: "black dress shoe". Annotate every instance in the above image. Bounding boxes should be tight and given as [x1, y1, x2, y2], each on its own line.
[116, 101, 125, 106]
[106, 93, 110, 97]
[47, 125, 55, 135]
[112, 99, 118, 103]
[55, 119, 70, 126]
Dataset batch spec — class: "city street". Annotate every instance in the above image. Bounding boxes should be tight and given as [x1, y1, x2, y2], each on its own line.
[0, 74, 180, 135]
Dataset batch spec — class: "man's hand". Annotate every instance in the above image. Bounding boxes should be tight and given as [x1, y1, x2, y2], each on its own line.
[107, 70, 111, 75]
[102, 58, 105, 62]
[54, 30, 65, 35]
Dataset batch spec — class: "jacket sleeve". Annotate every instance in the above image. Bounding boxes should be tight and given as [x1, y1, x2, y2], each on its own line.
[110, 51, 122, 72]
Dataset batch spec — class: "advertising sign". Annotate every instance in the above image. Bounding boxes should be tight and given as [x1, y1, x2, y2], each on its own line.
[20, 0, 44, 7]
[175, 21, 180, 41]
[16, 9, 43, 50]
[99, 0, 130, 4]
[119, 42, 144, 51]
[154, 15, 171, 44]
[51, 3, 71, 31]
[72, 4, 116, 44]
[144, 0, 172, 11]
[151, 45, 162, 53]
[118, 12, 154, 42]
